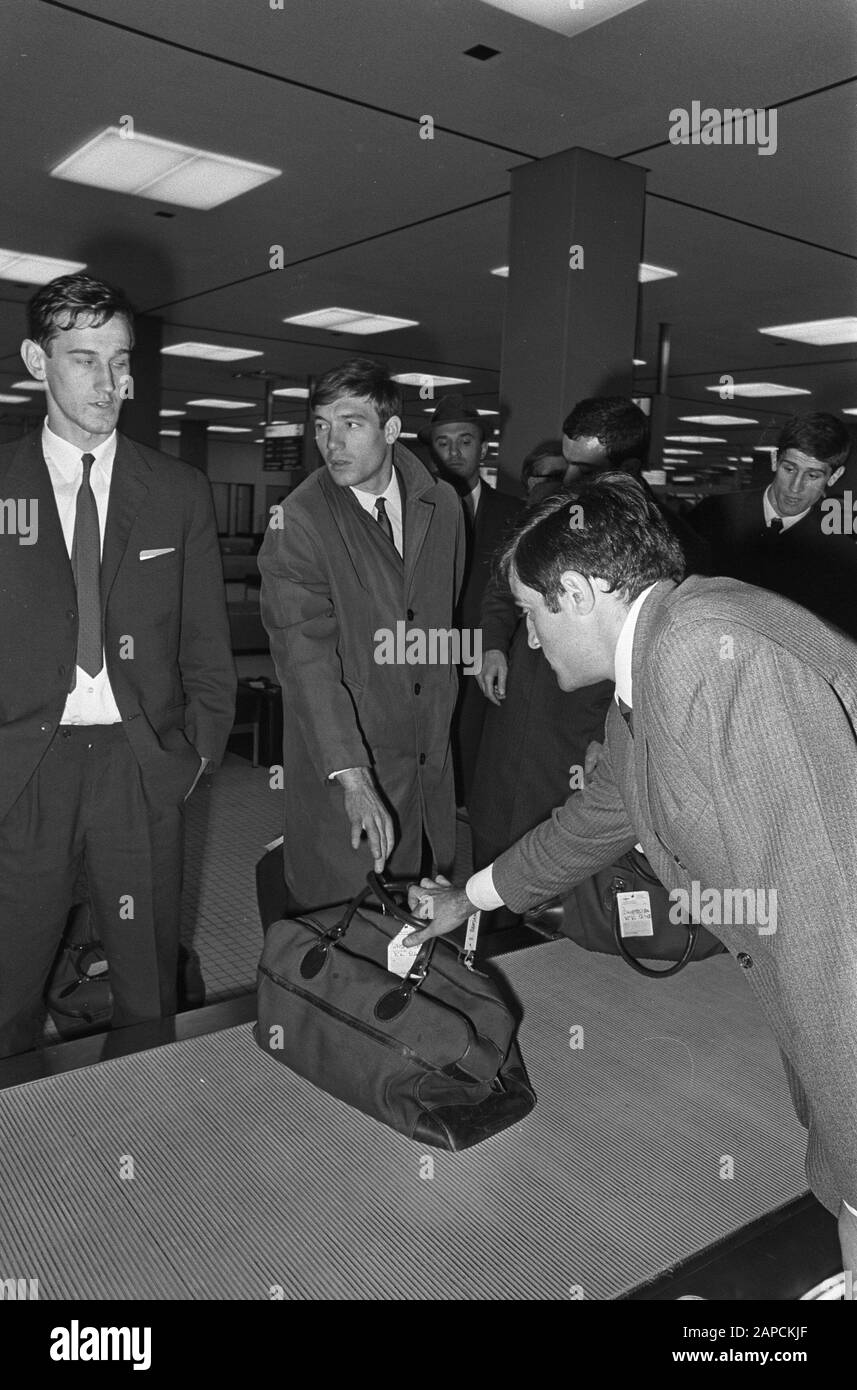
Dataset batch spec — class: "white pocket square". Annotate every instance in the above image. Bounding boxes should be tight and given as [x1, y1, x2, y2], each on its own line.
[139, 548, 176, 561]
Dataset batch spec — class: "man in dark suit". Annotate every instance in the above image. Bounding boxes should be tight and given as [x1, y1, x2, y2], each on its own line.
[425, 394, 523, 802]
[691, 412, 857, 638]
[259, 358, 465, 909]
[0, 273, 236, 1058]
[405, 473, 857, 1288]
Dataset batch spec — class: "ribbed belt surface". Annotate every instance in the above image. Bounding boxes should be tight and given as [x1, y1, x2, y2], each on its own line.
[0, 943, 807, 1300]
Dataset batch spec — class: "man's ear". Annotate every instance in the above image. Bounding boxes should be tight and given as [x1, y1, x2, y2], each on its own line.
[20, 339, 46, 381]
[559, 569, 597, 614]
[479, 439, 488, 462]
[827, 465, 845, 490]
[384, 414, 402, 445]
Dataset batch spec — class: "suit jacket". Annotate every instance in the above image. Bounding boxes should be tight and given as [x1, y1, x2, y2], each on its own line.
[493, 575, 857, 1214]
[0, 430, 236, 821]
[259, 443, 466, 905]
[691, 488, 857, 639]
[452, 484, 524, 800]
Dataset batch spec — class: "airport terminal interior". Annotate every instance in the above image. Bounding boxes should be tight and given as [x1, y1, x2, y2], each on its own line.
[1, 0, 856, 1310]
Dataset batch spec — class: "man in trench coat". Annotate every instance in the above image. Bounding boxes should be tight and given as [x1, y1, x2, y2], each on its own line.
[259, 358, 465, 908]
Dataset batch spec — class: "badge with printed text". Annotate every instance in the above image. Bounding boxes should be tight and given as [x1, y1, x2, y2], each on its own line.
[616, 890, 654, 938]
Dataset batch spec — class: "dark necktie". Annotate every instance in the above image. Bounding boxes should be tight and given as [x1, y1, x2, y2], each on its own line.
[616, 695, 634, 737]
[72, 452, 103, 678]
[768, 517, 784, 536]
[374, 496, 395, 548]
[463, 490, 476, 528]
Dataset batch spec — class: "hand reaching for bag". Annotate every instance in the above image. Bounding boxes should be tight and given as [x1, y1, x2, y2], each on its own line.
[404, 875, 473, 946]
[334, 767, 394, 872]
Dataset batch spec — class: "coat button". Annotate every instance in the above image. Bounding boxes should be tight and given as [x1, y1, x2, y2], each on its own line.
[66, 609, 76, 621]
[40, 723, 51, 733]
[737, 952, 753, 970]
[419, 753, 426, 765]
[407, 609, 414, 621]
[414, 683, 421, 695]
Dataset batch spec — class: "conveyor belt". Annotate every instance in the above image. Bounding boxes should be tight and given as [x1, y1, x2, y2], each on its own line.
[0, 941, 808, 1300]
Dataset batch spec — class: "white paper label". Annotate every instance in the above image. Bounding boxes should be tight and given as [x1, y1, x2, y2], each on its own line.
[616, 890, 654, 938]
[387, 926, 423, 979]
[464, 911, 481, 955]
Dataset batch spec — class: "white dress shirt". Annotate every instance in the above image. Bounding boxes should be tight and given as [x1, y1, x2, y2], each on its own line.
[350, 469, 403, 556]
[41, 420, 122, 725]
[763, 485, 809, 532]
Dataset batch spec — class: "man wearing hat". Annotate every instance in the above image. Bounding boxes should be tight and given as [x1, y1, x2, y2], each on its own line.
[426, 394, 523, 803]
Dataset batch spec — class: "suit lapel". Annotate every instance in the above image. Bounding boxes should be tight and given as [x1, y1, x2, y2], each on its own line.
[101, 434, 151, 616]
[4, 430, 76, 602]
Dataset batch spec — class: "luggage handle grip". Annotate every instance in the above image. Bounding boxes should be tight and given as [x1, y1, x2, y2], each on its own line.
[366, 872, 425, 930]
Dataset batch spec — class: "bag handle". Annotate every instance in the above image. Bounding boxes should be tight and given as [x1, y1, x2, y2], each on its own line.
[365, 872, 426, 929]
[611, 881, 699, 979]
[299, 874, 430, 983]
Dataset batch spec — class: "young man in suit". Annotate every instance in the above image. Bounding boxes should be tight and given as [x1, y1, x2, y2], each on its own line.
[691, 412, 857, 638]
[405, 473, 857, 1288]
[425, 394, 523, 802]
[259, 358, 465, 909]
[0, 273, 236, 1057]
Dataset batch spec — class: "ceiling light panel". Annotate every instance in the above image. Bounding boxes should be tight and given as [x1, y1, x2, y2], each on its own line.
[187, 398, 256, 409]
[639, 263, 678, 283]
[283, 307, 418, 334]
[0, 393, 31, 403]
[161, 342, 263, 361]
[272, 387, 310, 398]
[207, 425, 253, 433]
[391, 374, 470, 387]
[477, 0, 646, 38]
[51, 127, 281, 210]
[680, 416, 759, 425]
[0, 249, 87, 284]
[759, 317, 857, 346]
[705, 383, 810, 397]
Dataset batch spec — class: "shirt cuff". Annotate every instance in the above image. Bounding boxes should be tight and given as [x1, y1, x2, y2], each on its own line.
[465, 864, 504, 911]
[844, 1199, 857, 1217]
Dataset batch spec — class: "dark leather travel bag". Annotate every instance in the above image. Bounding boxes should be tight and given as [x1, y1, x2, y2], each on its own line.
[256, 873, 536, 1150]
[559, 847, 725, 978]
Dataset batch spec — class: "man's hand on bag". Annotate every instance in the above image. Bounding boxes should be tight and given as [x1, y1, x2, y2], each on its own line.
[335, 767, 394, 872]
[477, 649, 508, 705]
[583, 740, 603, 784]
[404, 875, 473, 945]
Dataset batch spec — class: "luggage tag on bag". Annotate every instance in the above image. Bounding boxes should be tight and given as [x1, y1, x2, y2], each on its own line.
[387, 927, 424, 979]
[616, 891, 654, 938]
[462, 912, 481, 971]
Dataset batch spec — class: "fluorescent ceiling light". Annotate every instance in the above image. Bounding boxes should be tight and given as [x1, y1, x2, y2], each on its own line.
[477, 409, 499, 416]
[633, 359, 646, 366]
[663, 447, 702, 455]
[159, 429, 180, 437]
[739, 456, 754, 462]
[754, 446, 778, 452]
[159, 409, 186, 417]
[391, 373, 470, 387]
[283, 307, 418, 335]
[13, 379, 46, 391]
[477, 0, 646, 38]
[0, 393, 31, 403]
[842, 408, 857, 416]
[51, 127, 280, 210]
[490, 266, 509, 278]
[187, 398, 255, 409]
[639, 263, 677, 283]
[680, 415, 758, 426]
[0, 248, 87, 285]
[759, 317, 857, 346]
[162, 342, 263, 361]
[400, 432, 418, 439]
[272, 387, 310, 398]
[665, 435, 727, 444]
[705, 383, 810, 398]
[207, 425, 253, 434]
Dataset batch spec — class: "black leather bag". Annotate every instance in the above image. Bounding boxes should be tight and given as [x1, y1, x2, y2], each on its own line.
[46, 904, 113, 1039]
[560, 848, 726, 978]
[256, 873, 536, 1150]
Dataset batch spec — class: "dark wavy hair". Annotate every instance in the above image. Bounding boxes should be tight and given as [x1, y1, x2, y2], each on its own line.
[561, 397, 650, 466]
[27, 273, 135, 352]
[498, 471, 685, 612]
[776, 413, 850, 472]
[310, 357, 402, 426]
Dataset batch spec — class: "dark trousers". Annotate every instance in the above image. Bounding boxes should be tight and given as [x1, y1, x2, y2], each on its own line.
[0, 724, 183, 1058]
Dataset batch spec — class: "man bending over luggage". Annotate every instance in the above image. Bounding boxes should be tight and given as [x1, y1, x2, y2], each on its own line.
[404, 472, 857, 1291]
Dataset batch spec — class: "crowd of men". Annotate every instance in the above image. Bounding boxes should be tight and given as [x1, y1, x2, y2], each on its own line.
[1, 270, 855, 1285]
